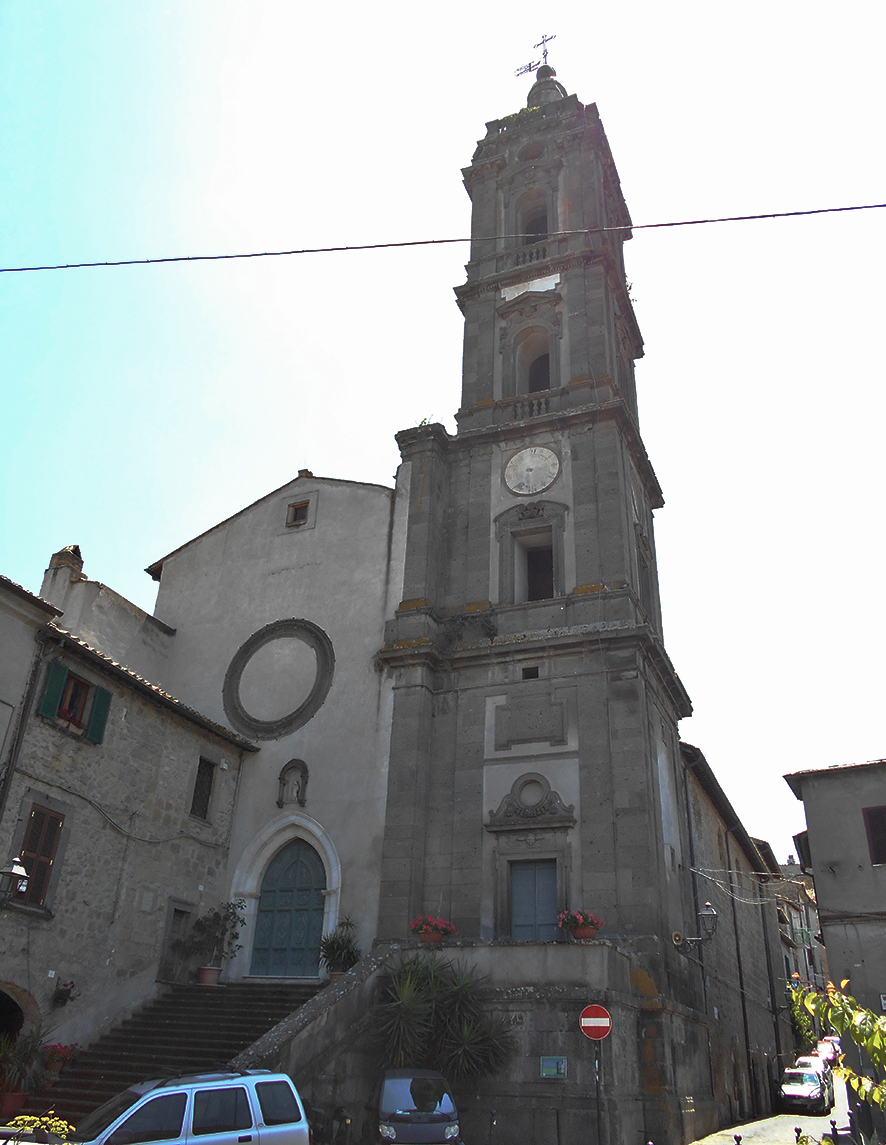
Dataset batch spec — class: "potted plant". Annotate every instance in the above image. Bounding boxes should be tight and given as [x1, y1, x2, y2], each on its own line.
[0, 1028, 45, 1118]
[408, 914, 458, 944]
[51, 980, 79, 1007]
[40, 1042, 80, 1075]
[173, 899, 247, 985]
[558, 909, 604, 940]
[317, 916, 361, 979]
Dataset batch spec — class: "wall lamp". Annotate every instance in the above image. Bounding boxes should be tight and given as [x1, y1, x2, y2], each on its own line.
[673, 902, 719, 950]
[0, 857, 29, 906]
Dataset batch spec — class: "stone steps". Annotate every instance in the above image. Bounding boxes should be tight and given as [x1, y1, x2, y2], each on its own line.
[25, 982, 321, 1124]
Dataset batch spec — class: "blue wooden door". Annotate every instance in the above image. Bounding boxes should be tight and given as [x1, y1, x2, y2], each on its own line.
[510, 859, 558, 940]
[250, 839, 326, 976]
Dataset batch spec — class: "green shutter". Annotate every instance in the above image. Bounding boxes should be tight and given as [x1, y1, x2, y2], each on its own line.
[85, 686, 111, 743]
[37, 661, 68, 719]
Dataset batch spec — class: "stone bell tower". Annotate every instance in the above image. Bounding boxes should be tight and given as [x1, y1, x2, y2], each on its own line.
[377, 64, 692, 973]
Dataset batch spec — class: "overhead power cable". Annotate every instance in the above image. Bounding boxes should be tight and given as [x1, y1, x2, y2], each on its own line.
[1, 201, 883, 275]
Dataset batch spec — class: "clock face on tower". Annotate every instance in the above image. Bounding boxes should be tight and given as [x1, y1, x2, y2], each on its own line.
[504, 446, 560, 495]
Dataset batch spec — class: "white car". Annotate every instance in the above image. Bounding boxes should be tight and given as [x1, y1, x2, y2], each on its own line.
[780, 1068, 832, 1115]
[795, 1055, 835, 1105]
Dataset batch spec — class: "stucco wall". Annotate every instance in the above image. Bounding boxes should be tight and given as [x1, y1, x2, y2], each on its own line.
[145, 475, 405, 962]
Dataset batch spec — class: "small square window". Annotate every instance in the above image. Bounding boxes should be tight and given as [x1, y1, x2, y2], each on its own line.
[190, 759, 215, 820]
[522, 666, 540, 680]
[287, 501, 310, 527]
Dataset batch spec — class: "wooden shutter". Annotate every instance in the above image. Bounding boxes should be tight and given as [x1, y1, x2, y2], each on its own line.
[36, 662, 68, 718]
[84, 686, 111, 743]
[18, 803, 64, 907]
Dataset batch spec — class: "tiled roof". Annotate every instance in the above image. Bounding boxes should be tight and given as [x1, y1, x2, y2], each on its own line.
[784, 758, 886, 798]
[43, 623, 258, 752]
[0, 574, 62, 616]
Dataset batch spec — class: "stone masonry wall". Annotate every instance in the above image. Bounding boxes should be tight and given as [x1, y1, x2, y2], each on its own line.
[0, 651, 245, 1046]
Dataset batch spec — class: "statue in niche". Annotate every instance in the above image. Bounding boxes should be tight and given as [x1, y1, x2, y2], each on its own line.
[277, 759, 308, 808]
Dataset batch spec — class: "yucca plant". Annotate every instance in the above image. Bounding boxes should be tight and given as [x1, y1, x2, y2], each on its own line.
[0, 1028, 45, 1094]
[318, 915, 362, 974]
[373, 954, 511, 1082]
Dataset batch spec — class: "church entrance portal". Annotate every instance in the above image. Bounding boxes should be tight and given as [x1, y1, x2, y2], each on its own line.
[250, 839, 326, 976]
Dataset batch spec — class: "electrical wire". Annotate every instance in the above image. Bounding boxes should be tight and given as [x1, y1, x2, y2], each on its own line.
[1, 202, 883, 275]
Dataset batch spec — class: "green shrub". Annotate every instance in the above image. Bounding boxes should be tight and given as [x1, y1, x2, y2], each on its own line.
[373, 954, 511, 1082]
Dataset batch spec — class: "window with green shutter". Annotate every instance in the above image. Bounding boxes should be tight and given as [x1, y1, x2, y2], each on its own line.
[37, 661, 111, 743]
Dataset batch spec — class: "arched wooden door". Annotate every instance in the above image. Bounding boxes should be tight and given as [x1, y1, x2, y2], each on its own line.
[250, 838, 326, 976]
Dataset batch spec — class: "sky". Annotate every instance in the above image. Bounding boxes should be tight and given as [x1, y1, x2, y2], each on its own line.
[1, 1, 884, 863]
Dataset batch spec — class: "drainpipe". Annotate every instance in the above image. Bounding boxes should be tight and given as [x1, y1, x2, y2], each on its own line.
[758, 876, 784, 1062]
[725, 832, 755, 1117]
[681, 753, 716, 1102]
[0, 634, 50, 823]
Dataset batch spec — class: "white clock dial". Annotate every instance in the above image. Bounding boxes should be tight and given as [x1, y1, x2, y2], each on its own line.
[504, 446, 560, 495]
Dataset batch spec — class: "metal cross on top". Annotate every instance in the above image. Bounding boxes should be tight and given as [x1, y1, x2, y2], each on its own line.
[515, 34, 556, 77]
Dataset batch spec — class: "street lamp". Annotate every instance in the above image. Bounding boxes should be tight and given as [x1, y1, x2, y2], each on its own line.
[673, 902, 719, 951]
[0, 857, 29, 905]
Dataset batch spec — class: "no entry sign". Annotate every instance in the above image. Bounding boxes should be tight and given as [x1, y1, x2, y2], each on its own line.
[579, 1004, 612, 1040]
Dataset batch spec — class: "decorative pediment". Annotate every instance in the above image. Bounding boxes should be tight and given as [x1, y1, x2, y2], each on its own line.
[486, 772, 575, 832]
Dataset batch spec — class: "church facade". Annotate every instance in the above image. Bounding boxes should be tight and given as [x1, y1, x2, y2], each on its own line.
[1, 68, 791, 1144]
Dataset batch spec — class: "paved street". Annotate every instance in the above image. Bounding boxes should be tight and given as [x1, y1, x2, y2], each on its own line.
[690, 1082, 850, 1145]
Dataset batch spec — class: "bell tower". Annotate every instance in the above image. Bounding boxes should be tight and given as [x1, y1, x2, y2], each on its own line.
[377, 67, 692, 960]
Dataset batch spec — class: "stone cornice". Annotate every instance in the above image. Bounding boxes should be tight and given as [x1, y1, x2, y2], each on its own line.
[377, 618, 692, 718]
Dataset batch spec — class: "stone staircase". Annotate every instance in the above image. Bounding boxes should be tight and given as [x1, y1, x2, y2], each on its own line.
[25, 981, 321, 1125]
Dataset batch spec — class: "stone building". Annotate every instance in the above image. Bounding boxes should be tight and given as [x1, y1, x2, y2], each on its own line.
[0, 570, 254, 1045]
[785, 759, 886, 1138]
[1, 67, 794, 1144]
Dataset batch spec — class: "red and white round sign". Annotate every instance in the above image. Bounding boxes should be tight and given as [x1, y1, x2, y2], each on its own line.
[579, 1004, 612, 1040]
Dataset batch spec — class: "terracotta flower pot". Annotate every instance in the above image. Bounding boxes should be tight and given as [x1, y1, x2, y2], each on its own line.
[197, 965, 223, 986]
[0, 1091, 28, 1118]
[418, 931, 444, 944]
[571, 926, 598, 940]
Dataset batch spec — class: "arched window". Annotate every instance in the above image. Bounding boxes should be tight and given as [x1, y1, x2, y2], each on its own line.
[528, 353, 550, 393]
[517, 189, 549, 246]
[515, 327, 553, 395]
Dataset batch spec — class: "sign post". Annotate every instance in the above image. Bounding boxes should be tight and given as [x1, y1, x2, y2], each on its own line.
[579, 1004, 612, 1040]
[579, 1004, 611, 1145]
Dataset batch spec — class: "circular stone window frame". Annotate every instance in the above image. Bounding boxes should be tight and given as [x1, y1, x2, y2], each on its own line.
[223, 618, 335, 740]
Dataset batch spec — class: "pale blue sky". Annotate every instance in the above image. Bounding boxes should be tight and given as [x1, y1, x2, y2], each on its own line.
[2, 0, 884, 859]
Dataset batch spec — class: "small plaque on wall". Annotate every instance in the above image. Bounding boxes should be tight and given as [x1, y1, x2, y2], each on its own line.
[540, 1056, 567, 1079]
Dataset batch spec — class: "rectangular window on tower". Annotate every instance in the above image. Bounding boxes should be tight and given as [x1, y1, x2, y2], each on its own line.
[515, 530, 554, 602]
[509, 858, 558, 940]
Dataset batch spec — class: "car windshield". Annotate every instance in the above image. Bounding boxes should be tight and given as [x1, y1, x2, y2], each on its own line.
[379, 1077, 455, 1117]
[783, 1071, 819, 1086]
[70, 1090, 143, 1140]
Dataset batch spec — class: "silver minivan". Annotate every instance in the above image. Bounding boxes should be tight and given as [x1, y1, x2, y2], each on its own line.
[68, 1071, 311, 1145]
